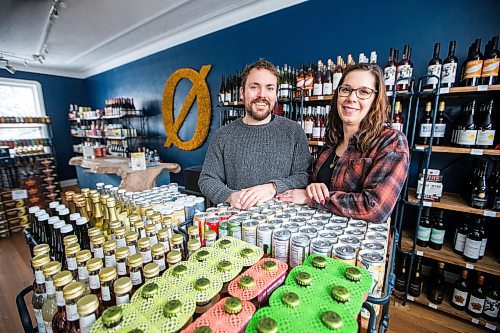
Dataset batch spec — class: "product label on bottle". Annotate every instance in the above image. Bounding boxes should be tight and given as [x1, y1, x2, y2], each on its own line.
[426, 64, 442, 86]
[333, 73, 342, 89]
[66, 303, 79, 321]
[225, 92, 231, 103]
[476, 130, 495, 146]
[46, 280, 55, 295]
[159, 241, 170, 252]
[454, 233, 467, 252]
[441, 63, 457, 84]
[397, 64, 412, 85]
[481, 58, 500, 77]
[79, 314, 96, 333]
[464, 60, 484, 79]
[323, 82, 333, 95]
[117, 261, 127, 276]
[484, 296, 500, 318]
[452, 288, 468, 306]
[116, 293, 130, 305]
[140, 250, 152, 263]
[391, 123, 404, 132]
[128, 244, 137, 255]
[480, 238, 488, 257]
[44, 321, 53, 333]
[433, 124, 446, 138]
[34, 308, 46, 333]
[312, 127, 321, 139]
[94, 247, 104, 259]
[467, 294, 485, 314]
[89, 275, 100, 290]
[471, 193, 488, 209]
[130, 270, 142, 285]
[420, 124, 433, 138]
[493, 196, 500, 211]
[35, 270, 45, 284]
[457, 130, 477, 145]
[78, 266, 89, 280]
[101, 285, 111, 301]
[105, 254, 116, 267]
[417, 226, 431, 241]
[116, 238, 126, 248]
[313, 83, 323, 96]
[384, 66, 396, 86]
[56, 290, 65, 306]
[296, 77, 304, 89]
[304, 120, 313, 134]
[149, 235, 158, 246]
[154, 258, 166, 271]
[463, 238, 482, 259]
[304, 75, 314, 89]
[67, 257, 77, 271]
[430, 229, 445, 244]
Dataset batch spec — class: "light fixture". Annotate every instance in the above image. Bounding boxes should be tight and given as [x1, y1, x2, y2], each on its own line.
[5, 63, 16, 75]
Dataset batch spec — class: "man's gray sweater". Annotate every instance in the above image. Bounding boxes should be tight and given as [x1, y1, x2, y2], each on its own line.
[198, 116, 311, 204]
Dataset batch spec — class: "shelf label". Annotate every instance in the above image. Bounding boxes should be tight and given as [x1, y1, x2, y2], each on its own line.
[465, 263, 474, 269]
[415, 145, 425, 151]
[406, 295, 415, 301]
[305, 97, 310, 101]
[317, 141, 324, 146]
[318, 96, 324, 100]
[483, 210, 496, 217]
[416, 251, 424, 256]
[485, 323, 496, 331]
[439, 87, 450, 94]
[422, 201, 432, 207]
[470, 149, 483, 155]
[477, 85, 489, 92]
[12, 189, 28, 200]
[428, 302, 438, 309]
[387, 91, 393, 97]
[471, 318, 480, 324]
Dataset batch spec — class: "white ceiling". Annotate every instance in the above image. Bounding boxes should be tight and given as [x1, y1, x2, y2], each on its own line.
[0, 0, 305, 78]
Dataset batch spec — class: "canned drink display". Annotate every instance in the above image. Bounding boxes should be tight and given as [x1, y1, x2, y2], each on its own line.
[218, 211, 232, 221]
[237, 212, 253, 220]
[306, 220, 325, 230]
[310, 238, 333, 257]
[332, 244, 357, 265]
[317, 230, 339, 245]
[251, 214, 267, 223]
[289, 216, 307, 226]
[338, 235, 361, 249]
[298, 226, 318, 239]
[344, 227, 366, 240]
[271, 229, 291, 263]
[193, 212, 207, 246]
[348, 219, 368, 231]
[289, 233, 310, 268]
[219, 221, 228, 238]
[282, 208, 298, 216]
[297, 212, 314, 219]
[257, 224, 274, 256]
[274, 213, 291, 223]
[228, 219, 242, 240]
[323, 224, 344, 235]
[281, 222, 300, 234]
[267, 218, 284, 228]
[367, 224, 389, 236]
[205, 217, 220, 236]
[205, 207, 219, 218]
[242, 220, 258, 245]
[361, 240, 386, 255]
[357, 250, 385, 295]
[329, 217, 348, 228]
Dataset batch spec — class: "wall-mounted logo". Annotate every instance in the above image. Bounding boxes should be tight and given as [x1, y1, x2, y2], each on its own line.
[162, 65, 212, 151]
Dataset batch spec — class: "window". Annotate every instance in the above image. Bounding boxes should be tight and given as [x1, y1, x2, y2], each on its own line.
[0, 78, 47, 140]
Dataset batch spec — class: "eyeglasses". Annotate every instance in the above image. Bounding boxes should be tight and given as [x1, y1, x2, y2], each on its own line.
[337, 85, 377, 100]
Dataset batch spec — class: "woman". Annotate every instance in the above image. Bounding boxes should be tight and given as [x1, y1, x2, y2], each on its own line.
[277, 63, 409, 223]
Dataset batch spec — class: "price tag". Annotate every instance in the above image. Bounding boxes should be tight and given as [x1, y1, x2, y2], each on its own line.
[483, 210, 496, 217]
[466, 263, 474, 269]
[406, 295, 415, 301]
[318, 96, 324, 100]
[485, 323, 496, 331]
[428, 302, 438, 309]
[439, 87, 450, 94]
[415, 145, 425, 151]
[477, 85, 489, 92]
[12, 190, 28, 200]
[386, 91, 393, 97]
[305, 97, 310, 101]
[317, 141, 324, 146]
[470, 149, 483, 155]
[422, 201, 432, 207]
[471, 318, 480, 324]
[416, 251, 424, 256]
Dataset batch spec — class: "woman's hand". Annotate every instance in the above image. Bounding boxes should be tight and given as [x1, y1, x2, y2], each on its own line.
[306, 182, 330, 204]
[276, 189, 309, 205]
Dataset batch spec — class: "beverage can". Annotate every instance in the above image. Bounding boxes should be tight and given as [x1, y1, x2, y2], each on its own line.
[332, 244, 357, 266]
[193, 212, 207, 246]
[310, 238, 332, 257]
[242, 220, 258, 245]
[272, 229, 291, 263]
[357, 249, 385, 295]
[219, 220, 228, 238]
[289, 233, 310, 268]
[257, 224, 274, 256]
[205, 217, 220, 236]
[228, 218, 242, 240]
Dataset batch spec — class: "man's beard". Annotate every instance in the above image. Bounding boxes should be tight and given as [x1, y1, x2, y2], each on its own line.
[245, 97, 274, 121]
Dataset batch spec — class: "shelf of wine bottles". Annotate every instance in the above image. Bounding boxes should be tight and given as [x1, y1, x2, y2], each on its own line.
[414, 145, 500, 156]
[407, 188, 500, 218]
[420, 84, 500, 97]
[401, 230, 499, 277]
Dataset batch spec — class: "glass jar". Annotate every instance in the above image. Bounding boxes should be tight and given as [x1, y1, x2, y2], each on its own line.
[205, 230, 217, 247]
[65, 243, 81, 279]
[188, 226, 199, 241]
[103, 240, 117, 268]
[150, 245, 165, 274]
[171, 234, 185, 260]
[113, 227, 127, 248]
[145, 224, 158, 245]
[150, 213, 162, 231]
[157, 228, 171, 252]
[77, 294, 99, 333]
[87, 227, 102, 254]
[125, 231, 139, 255]
[143, 263, 160, 281]
[99, 267, 117, 309]
[166, 250, 182, 268]
[138, 237, 152, 264]
[115, 247, 130, 277]
[127, 254, 144, 293]
[113, 277, 132, 305]
[62, 281, 85, 332]
[187, 238, 201, 259]
[91, 234, 105, 259]
[86, 258, 103, 297]
[76, 249, 92, 293]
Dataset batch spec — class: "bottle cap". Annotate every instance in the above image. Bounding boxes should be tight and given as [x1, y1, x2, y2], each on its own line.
[240, 248, 254, 258]
[331, 285, 350, 303]
[87, 258, 103, 272]
[224, 297, 243, 314]
[188, 238, 201, 251]
[65, 243, 81, 256]
[137, 237, 151, 249]
[281, 292, 300, 308]
[194, 277, 211, 291]
[188, 226, 198, 236]
[54, 271, 73, 288]
[195, 250, 210, 262]
[77, 294, 99, 317]
[33, 244, 50, 257]
[218, 260, 232, 272]
[143, 263, 160, 278]
[312, 256, 327, 269]
[141, 282, 159, 299]
[102, 306, 123, 328]
[257, 317, 278, 333]
[114, 226, 126, 237]
[163, 299, 182, 317]
[63, 281, 84, 300]
[125, 231, 139, 242]
[171, 234, 184, 245]
[88, 227, 101, 238]
[171, 264, 187, 277]
[31, 254, 50, 269]
[127, 254, 143, 268]
[167, 251, 182, 264]
[205, 230, 216, 241]
[151, 244, 165, 256]
[262, 260, 277, 272]
[157, 228, 169, 239]
[113, 277, 132, 294]
[239, 276, 255, 289]
[321, 311, 343, 330]
[344, 267, 361, 282]
[91, 234, 105, 245]
[99, 267, 117, 282]
[63, 235, 79, 247]
[43, 261, 62, 277]
[219, 239, 232, 249]
[76, 250, 92, 263]
[295, 271, 312, 286]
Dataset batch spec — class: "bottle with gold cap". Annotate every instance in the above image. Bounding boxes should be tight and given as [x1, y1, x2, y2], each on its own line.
[103, 240, 117, 268]
[145, 224, 158, 246]
[77, 294, 99, 333]
[29, 206, 41, 241]
[64, 191, 76, 214]
[138, 237, 152, 264]
[32, 254, 50, 333]
[86, 258, 104, 301]
[52, 270, 73, 332]
[89, 192, 104, 232]
[127, 254, 144, 292]
[91, 234, 105, 259]
[205, 230, 217, 247]
[87, 227, 101, 254]
[34, 243, 51, 258]
[76, 250, 92, 294]
[63, 234, 78, 248]
[113, 277, 132, 305]
[166, 250, 182, 268]
[187, 238, 201, 259]
[144, 208, 155, 225]
[75, 217, 91, 252]
[63, 281, 84, 332]
[42, 261, 61, 333]
[151, 244, 166, 273]
[80, 189, 93, 219]
[125, 231, 139, 256]
[143, 262, 160, 281]
[113, 227, 127, 248]
[132, 216, 146, 239]
[161, 216, 174, 239]
[73, 194, 89, 221]
[150, 212, 162, 232]
[106, 197, 121, 236]
[100, 194, 111, 237]
[99, 267, 117, 309]
[65, 243, 81, 279]
[157, 228, 170, 252]
[115, 247, 130, 278]
[171, 234, 185, 260]
[108, 220, 121, 239]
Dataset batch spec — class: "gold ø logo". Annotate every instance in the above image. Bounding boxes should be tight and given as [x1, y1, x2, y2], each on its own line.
[162, 65, 212, 151]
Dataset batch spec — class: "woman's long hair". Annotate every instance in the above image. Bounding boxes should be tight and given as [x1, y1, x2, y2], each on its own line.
[325, 63, 389, 153]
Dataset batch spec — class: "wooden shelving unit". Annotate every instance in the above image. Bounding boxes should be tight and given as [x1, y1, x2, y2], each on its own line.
[419, 84, 500, 98]
[414, 145, 500, 156]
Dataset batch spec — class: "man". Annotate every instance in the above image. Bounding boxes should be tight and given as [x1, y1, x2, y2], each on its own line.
[199, 59, 310, 210]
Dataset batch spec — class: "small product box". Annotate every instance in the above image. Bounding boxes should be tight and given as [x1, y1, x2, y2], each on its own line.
[416, 169, 443, 202]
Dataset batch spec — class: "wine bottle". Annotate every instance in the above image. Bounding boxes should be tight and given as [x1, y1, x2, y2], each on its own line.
[429, 209, 445, 250]
[323, 61, 334, 95]
[304, 62, 314, 97]
[391, 101, 404, 132]
[451, 269, 469, 310]
[487, 160, 500, 211]
[453, 218, 469, 255]
[296, 64, 305, 98]
[481, 36, 499, 86]
[224, 76, 231, 103]
[384, 47, 397, 91]
[463, 217, 484, 263]
[219, 75, 226, 103]
[419, 102, 433, 145]
[408, 255, 423, 297]
[441, 41, 458, 88]
[313, 60, 324, 96]
[333, 56, 343, 90]
[453, 101, 477, 148]
[394, 253, 408, 293]
[462, 39, 484, 87]
[475, 100, 496, 149]
[428, 262, 445, 304]
[433, 101, 447, 146]
[425, 42, 443, 89]
[466, 274, 486, 318]
[469, 159, 488, 209]
[483, 279, 500, 321]
[416, 207, 432, 247]
[304, 107, 314, 139]
[396, 44, 413, 91]
[478, 221, 488, 260]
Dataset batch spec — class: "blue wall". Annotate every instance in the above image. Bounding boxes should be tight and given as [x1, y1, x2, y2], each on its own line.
[2, 0, 499, 183]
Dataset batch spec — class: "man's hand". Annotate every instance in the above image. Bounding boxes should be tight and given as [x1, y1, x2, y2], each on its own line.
[276, 189, 309, 205]
[238, 183, 276, 210]
[227, 191, 244, 210]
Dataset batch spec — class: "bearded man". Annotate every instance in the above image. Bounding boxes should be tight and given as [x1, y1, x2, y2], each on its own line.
[199, 59, 310, 209]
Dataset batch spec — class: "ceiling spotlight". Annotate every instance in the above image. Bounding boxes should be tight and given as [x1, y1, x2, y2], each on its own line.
[5, 64, 16, 75]
[59, 1, 67, 9]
